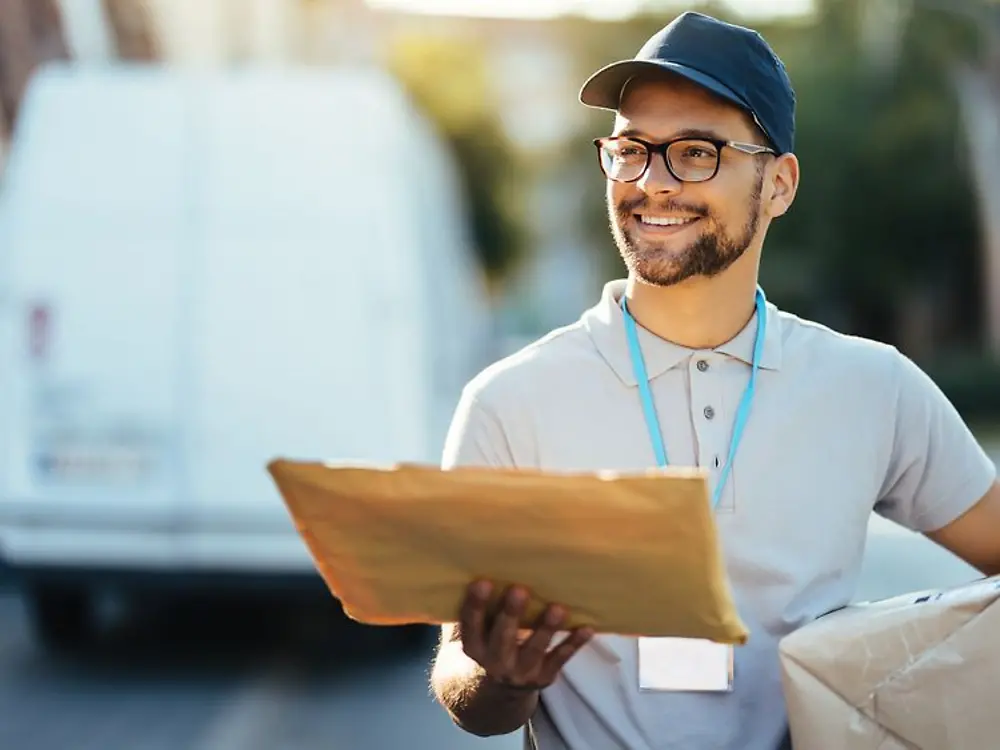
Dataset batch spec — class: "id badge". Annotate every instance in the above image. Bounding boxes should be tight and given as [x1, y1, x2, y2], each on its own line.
[638, 637, 734, 692]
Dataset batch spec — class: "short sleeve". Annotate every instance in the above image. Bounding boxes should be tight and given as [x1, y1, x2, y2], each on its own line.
[875, 351, 997, 532]
[441, 387, 517, 470]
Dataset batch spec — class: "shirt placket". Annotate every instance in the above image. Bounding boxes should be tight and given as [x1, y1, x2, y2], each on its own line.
[688, 353, 733, 510]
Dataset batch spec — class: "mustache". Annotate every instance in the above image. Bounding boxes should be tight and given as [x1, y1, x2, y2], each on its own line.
[615, 197, 710, 218]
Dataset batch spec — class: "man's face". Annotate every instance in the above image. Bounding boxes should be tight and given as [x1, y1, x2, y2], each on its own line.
[606, 76, 771, 287]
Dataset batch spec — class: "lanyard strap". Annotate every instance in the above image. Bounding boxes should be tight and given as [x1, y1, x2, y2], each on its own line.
[621, 288, 767, 509]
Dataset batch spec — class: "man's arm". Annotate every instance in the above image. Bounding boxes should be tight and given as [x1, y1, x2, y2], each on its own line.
[876, 351, 999, 574]
[927, 480, 1000, 577]
[430, 622, 540, 737]
[430, 582, 592, 738]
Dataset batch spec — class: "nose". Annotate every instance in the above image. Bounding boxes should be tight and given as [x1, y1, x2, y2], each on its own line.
[637, 150, 683, 197]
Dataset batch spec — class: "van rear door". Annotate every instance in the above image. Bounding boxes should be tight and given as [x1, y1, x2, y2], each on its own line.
[181, 70, 433, 571]
[0, 67, 189, 565]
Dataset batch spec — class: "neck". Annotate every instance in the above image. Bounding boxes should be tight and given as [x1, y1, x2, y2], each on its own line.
[623, 270, 759, 350]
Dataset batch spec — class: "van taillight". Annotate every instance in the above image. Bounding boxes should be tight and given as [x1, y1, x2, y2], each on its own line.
[29, 303, 50, 362]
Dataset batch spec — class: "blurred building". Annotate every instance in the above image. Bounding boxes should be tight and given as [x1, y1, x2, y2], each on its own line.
[146, 0, 379, 67]
[0, 0, 382, 168]
[53, 0, 380, 67]
[0, 0, 70, 169]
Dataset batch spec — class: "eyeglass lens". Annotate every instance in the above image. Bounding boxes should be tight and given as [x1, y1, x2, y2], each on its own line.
[600, 138, 719, 182]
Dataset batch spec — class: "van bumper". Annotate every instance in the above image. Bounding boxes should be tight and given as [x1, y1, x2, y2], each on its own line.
[0, 523, 321, 593]
[3, 562, 327, 596]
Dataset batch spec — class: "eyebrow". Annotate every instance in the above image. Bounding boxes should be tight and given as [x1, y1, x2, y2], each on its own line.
[614, 127, 729, 142]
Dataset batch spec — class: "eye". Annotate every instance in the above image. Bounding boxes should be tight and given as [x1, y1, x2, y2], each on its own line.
[683, 146, 714, 159]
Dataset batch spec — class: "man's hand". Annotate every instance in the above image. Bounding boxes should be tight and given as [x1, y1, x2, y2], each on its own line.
[459, 579, 594, 690]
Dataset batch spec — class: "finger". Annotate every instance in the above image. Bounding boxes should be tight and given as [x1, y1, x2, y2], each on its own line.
[458, 580, 493, 661]
[516, 604, 566, 673]
[487, 585, 529, 669]
[514, 629, 535, 645]
[538, 626, 594, 684]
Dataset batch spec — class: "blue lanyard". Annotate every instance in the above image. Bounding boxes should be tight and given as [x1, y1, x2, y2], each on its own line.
[621, 288, 767, 509]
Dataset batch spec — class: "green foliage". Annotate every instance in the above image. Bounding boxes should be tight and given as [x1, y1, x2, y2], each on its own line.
[761, 3, 984, 345]
[385, 33, 528, 287]
[924, 352, 1000, 422]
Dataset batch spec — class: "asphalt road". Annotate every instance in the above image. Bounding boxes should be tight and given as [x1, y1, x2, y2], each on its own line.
[0, 589, 521, 750]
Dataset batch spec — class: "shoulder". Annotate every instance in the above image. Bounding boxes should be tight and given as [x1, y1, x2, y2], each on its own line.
[460, 320, 598, 412]
[773, 307, 958, 426]
[774, 307, 907, 384]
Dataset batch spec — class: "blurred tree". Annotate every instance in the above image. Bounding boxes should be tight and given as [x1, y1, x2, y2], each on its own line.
[762, 0, 984, 354]
[909, 0, 1000, 356]
[385, 33, 529, 293]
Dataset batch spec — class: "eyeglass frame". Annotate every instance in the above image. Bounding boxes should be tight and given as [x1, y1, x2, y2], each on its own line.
[593, 135, 777, 184]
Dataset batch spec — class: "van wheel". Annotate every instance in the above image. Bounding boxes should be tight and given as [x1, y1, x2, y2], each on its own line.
[26, 585, 94, 652]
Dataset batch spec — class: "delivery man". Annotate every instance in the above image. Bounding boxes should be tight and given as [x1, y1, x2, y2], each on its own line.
[430, 11, 1000, 750]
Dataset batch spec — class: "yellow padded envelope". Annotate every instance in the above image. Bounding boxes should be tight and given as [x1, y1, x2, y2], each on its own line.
[266, 459, 749, 645]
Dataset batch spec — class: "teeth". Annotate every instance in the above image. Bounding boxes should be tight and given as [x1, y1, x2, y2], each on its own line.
[640, 216, 697, 226]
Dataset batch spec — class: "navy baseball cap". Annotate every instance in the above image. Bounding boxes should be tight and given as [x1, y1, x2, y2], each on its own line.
[579, 11, 796, 155]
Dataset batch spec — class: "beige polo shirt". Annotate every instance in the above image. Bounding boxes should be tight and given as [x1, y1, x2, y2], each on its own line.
[441, 279, 997, 750]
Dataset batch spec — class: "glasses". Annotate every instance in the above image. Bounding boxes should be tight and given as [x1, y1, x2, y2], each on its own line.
[594, 136, 776, 184]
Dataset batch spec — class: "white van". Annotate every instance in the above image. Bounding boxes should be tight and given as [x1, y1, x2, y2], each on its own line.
[0, 64, 492, 649]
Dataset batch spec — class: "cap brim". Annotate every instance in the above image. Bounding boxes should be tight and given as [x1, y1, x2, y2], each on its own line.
[579, 59, 748, 113]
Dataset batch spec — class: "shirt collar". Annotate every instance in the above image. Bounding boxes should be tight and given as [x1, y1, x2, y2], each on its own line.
[582, 279, 784, 387]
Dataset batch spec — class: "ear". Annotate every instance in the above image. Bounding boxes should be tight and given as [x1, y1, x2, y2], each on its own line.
[766, 152, 799, 219]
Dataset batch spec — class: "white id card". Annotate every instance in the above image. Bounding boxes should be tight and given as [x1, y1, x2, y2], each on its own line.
[638, 637, 734, 692]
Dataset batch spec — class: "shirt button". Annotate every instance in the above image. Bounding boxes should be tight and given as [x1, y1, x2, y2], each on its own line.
[703, 406, 716, 420]
[696, 359, 709, 372]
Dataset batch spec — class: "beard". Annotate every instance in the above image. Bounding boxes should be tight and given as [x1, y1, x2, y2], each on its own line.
[609, 172, 764, 287]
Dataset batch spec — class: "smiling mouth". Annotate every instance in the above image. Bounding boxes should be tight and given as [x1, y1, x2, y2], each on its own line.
[634, 214, 702, 233]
